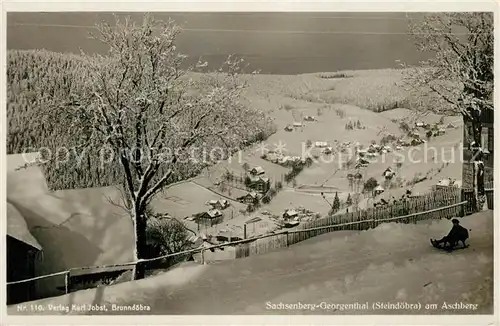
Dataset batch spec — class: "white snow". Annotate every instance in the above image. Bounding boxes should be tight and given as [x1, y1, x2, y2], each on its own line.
[8, 211, 493, 315]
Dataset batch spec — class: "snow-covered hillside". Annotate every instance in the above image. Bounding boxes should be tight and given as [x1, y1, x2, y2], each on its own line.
[8, 210, 493, 315]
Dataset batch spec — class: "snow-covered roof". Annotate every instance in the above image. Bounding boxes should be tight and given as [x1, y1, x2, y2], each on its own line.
[374, 185, 385, 191]
[284, 209, 298, 216]
[7, 202, 42, 250]
[206, 209, 222, 218]
[245, 216, 262, 224]
[251, 166, 265, 174]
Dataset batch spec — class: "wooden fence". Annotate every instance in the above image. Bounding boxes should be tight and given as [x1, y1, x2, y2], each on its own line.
[236, 187, 463, 258]
[7, 186, 478, 303]
[461, 188, 477, 215]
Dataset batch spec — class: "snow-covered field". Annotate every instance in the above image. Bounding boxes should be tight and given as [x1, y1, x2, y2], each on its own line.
[8, 210, 493, 315]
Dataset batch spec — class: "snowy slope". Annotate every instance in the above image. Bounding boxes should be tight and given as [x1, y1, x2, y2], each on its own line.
[8, 211, 493, 315]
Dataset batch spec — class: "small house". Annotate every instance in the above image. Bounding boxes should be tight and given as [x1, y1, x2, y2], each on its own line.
[357, 157, 370, 165]
[293, 122, 303, 128]
[357, 149, 367, 157]
[248, 176, 271, 193]
[434, 178, 462, 190]
[354, 172, 363, 180]
[415, 121, 425, 128]
[411, 138, 424, 146]
[206, 199, 230, 210]
[373, 185, 385, 196]
[314, 141, 328, 148]
[283, 209, 299, 220]
[410, 132, 422, 140]
[187, 234, 204, 248]
[278, 156, 291, 165]
[382, 167, 395, 179]
[250, 166, 265, 175]
[216, 231, 243, 243]
[355, 162, 368, 169]
[284, 125, 293, 132]
[237, 192, 261, 204]
[196, 209, 223, 227]
[322, 147, 333, 155]
[304, 116, 316, 121]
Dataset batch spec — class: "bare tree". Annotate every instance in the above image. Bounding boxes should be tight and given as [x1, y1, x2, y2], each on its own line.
[37, 14, 271, 280]
[404, 12, 493, 202]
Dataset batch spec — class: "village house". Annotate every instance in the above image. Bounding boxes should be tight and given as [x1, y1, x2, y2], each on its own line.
[314, 141, 328, 148]
[248, 176, 271, 193]
[250, 166, 265, 176]
[293, 122, 303, 128]
[373, 185, 385, 197]
[216, 230, 243, 243]
[356, 157, 370, 166]
[322, 147, 333, 155]
[382, 167, 395, 179]
[283, 209, 299, 220]
[237, 191, 261, 204]
[276, 156, 289, 165]
[357, 149, 367, 157]
[195, 209, 223, 227]
[284, 125, 293, 132]
[354, 172, 363, 180]
[303, 116, 316, 121]
[206, 199, 230, 210]
[7, 203, 43, 304]
[434, 178, 462, 191]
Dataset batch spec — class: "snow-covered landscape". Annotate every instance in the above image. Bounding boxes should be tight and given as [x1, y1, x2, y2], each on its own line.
[5, 11, 495, 318]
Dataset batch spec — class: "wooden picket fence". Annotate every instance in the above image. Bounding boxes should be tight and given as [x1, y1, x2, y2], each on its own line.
[8, 186, 481, 303]
[236, 187, 464, 258]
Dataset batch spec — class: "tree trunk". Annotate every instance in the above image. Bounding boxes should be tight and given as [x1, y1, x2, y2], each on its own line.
[469, 116, 485, 211]
[132, 208, 147, 280]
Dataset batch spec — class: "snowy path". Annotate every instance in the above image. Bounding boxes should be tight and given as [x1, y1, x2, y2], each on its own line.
[8, 211, 493, 315]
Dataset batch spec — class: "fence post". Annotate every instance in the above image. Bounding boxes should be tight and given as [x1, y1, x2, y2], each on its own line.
[201, 249, 205, 265]
[285, 232, 289, 247]
[459, 202, 465, 217]
[64, 271, 70, 294]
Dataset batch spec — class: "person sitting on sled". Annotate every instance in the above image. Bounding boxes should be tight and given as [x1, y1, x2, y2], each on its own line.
[432, 218, 469, 249]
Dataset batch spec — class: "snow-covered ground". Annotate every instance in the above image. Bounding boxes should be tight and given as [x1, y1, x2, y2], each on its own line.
[8, 210, 493, 315]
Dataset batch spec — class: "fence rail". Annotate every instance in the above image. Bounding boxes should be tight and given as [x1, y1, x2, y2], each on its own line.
[237, 197, 466, 258]
[7, 187, 474, 299]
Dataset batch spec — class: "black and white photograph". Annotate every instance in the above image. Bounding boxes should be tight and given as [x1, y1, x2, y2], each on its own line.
[3, 7, 496, 319]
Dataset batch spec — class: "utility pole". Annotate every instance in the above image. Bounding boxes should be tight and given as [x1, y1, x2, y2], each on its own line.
[320, 192, 335, 210]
